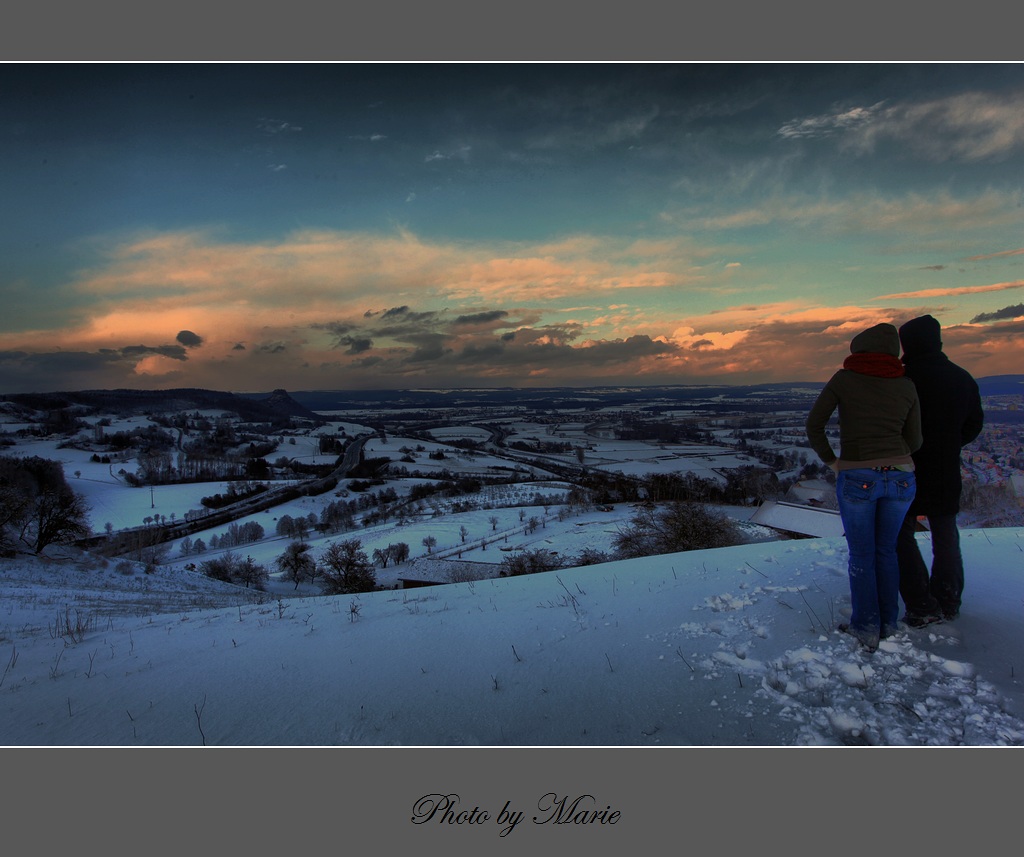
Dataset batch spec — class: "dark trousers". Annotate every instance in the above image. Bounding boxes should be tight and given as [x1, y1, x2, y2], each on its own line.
[896, 512, 964, 618]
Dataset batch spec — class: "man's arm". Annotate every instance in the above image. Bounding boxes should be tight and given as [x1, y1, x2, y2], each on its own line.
[961, 377, 984, 448]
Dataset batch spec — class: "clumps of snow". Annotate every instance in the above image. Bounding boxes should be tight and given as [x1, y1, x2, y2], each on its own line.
[757, 627, 1024, 746]
[706, 592, 755, 612]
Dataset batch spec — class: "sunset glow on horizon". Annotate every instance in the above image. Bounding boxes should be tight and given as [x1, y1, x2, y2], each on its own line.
[3, 63, 1023, 394]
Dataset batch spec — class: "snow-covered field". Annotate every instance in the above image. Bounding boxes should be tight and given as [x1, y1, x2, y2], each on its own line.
[5, 400, 1023, 750]
[2, 527, 1022, 746]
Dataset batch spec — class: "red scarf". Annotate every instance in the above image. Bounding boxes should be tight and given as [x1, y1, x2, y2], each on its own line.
[843, 353, 905, 378]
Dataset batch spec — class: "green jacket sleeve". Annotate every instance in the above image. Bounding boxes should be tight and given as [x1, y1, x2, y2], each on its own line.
[805, 381, 839, 464]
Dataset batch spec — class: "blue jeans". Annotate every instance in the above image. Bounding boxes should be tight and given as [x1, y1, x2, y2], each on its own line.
[837, 468, 916, 638]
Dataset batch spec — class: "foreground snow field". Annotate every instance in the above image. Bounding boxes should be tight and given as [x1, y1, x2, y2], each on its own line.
[2, 527, 1022, 746]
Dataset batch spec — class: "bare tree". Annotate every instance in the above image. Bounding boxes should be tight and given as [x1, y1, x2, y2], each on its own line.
[276, 541, 316, 589]
[2, 456, 91, 554]
[320, 539, 376, 595]
[613, 500, 743, 560]
[235, 555, 270, 590]
[500, 548, 564, 577]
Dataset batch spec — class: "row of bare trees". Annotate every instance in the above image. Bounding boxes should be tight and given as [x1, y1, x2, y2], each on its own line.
[271, 539, 379, 594]
[198, 538, 381, 594]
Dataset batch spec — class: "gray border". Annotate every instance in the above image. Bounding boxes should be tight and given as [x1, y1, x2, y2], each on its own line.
[4, 746, 1019, 851]
[2, 3, 1014, 852]
[1, 1, 1021, 61]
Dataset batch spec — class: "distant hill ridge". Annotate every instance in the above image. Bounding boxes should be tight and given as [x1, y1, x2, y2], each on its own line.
[277, 382, 831, 413]
[276, 375, 1023, 413]
[976, 375, 1024, 396]
[0, 387, 322, 423]
[2, 376, 1019, 417]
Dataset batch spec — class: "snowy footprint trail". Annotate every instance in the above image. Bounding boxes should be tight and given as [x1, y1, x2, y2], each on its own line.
[667, 535, 1024, 746]
[759, 629, 1024, 745]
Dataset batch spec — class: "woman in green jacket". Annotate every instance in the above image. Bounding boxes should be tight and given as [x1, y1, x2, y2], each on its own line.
[805, 323, 923, 652]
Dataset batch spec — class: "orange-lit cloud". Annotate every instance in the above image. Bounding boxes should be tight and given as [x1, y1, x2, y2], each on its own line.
[965, 247, 1024, 261]
[3, 225, 1023, 394]
[878, 280, 1024, 300]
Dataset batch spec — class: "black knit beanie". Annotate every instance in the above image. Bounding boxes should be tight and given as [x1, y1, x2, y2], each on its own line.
[898, 314, 942, 357]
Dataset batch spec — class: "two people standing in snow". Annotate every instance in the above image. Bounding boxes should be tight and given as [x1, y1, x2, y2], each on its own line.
[805, 316, 984, 651]
[806, 323, 921, 652]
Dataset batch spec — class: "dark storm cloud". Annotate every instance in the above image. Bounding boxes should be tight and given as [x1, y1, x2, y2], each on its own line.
[257, 342, 288, 354]
[314, 322, 355, 337]
[453, 310, 509, 327]
[312, 321, 374, 353]
[2, 346, 186, 374]
[176, 330, 204, 348]
[449, 333, 677, 372]
[567, 335, 677, 364]
[689, 339, 715, 350]
[377, 321, 442, 338]
[971, 304, 1024, 323]
[352, 356, 384, 369]
[958, 317, 1024, 333]
[0, 348, 158, 393]
[383, 306, 440, 324]
[317, 309, 520, 357]
[507, 323, 586, 346]
[339, 336, 374, 355]
[458, 342, 507, 362]
[120, 344, 188, 361]
[400, 334, 452, 363]
[374, 307, 441, 336]
[232, 343, 246, 351]
[1, 350, 119, 376]
[380, 306, 411, 320]
[325, 327, 684, 382]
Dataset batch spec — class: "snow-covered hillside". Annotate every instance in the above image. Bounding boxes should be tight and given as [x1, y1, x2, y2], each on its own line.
[2, 527, 1022, 746]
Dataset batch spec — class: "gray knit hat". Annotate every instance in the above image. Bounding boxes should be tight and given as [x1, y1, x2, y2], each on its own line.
[850, 323, 900, 357]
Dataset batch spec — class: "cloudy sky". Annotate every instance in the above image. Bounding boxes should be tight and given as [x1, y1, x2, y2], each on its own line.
[2, 62, 1023, 394]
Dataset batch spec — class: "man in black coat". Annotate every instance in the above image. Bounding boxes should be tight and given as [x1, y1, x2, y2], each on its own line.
[896, 315, 984, 626]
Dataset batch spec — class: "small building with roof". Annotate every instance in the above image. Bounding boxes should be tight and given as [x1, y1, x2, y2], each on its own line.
[750, 500, 844, 539]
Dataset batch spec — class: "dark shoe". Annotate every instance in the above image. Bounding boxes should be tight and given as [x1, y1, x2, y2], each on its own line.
[903, 612, 943, 629]
[880, 623, 900, 640]
[838, 623, 879, 653]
